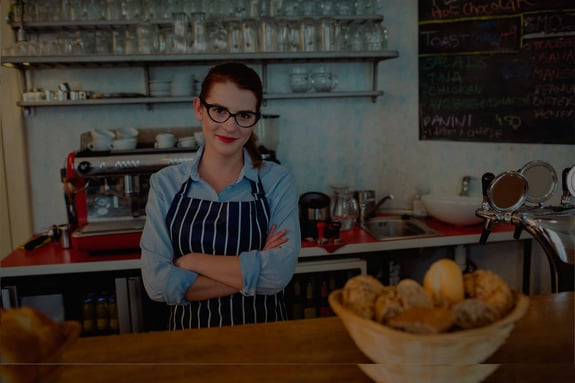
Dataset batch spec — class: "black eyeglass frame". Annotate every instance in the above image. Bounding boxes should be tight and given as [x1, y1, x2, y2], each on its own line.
[199, 97, 261, 128]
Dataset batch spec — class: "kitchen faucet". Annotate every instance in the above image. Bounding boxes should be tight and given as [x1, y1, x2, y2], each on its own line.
[459, 176, 471, 196]
[375, 194, 395, 211]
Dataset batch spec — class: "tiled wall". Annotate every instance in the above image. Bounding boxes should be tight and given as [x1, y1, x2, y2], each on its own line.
[24, 1, 572, 232]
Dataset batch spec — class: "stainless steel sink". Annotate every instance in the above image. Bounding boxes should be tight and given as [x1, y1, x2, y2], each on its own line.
[359, 216, 441, 241]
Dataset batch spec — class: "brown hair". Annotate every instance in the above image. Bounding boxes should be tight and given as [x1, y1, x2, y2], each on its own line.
[199, 62, 263, 168]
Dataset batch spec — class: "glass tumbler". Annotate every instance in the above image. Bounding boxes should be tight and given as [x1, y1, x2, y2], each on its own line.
[172, 12, 189, 53]
[301, 18, 319, 52]
[319, 17, 336, 51]
[259, 17, 277, 52]
[190, 12, 208, 52]
[242, 18, 259, 53]
[227, 21, 244, 53]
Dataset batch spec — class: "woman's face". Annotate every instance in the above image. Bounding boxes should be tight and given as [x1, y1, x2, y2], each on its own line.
[194, 81, 257, 159]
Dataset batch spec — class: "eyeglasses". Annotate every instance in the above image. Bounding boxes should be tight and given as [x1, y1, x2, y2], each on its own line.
[199, 97, 260, 128]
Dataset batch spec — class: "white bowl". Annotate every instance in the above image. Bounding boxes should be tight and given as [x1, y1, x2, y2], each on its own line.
[422, 194, 483, 226]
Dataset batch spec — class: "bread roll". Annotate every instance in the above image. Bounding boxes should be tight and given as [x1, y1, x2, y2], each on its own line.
[396, 278, 434, 309]
[388, 306, 455, 334]
[374, 286, 403, 323]
[0, 307, 81, 383]
[423, 259, 465, 308]
[463, 270, 514, 317]
[452, 298, 501, 329]
[342, 274, 385, 317]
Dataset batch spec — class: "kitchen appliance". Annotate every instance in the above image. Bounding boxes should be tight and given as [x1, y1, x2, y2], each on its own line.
[63, 148, 197, 252]
[299, 192, 331, 241]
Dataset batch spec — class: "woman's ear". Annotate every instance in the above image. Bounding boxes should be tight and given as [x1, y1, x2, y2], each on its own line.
[193, 97, 202, 121]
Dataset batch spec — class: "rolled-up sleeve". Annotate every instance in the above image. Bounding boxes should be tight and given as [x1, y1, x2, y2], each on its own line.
[140, 170, 197, 305]
[239, 166, 301, 296]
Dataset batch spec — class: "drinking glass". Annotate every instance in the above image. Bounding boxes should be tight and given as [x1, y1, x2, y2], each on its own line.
[319, 17, 336, 51]
[242, 19, 259, 53]
[122, 0, 141, 20]
[301, 18, 319, 52]
[137, 22, 155, 54]
[208, 21, 229, 53]
[172, 12, 189, 53]
[227, 21, 243, 53]
[106, 0, 121, 20]
[259, 17, 277, 52]
[190, 12, 207, 53]
[288, 67, 311, 93]
[364, 21, 388, 51]
[335, 0, 353, 16]
[124, 28, 138, 54]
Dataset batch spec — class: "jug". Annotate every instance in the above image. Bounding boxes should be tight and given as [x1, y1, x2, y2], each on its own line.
[331, 187, 359, 231]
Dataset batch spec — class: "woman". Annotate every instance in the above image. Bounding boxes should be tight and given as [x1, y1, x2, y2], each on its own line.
[140, 63, 301, 329]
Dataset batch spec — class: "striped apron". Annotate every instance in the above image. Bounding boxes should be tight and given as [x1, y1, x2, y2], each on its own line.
[165, 175, 288, 329]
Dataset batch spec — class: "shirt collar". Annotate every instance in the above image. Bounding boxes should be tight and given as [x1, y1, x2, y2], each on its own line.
[189, 145, 258, 183]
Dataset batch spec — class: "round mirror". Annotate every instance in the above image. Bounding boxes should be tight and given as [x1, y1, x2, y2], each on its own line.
[518, 160, 557, 204]
[567, 165, 575, 198]
[488, 171, 528, 212]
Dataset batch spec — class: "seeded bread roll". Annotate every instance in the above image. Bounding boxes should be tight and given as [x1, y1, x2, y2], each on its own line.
[396, 278, 434, 309]
[452, 298, 501, 329]
[423, 259, 465, 308]
[374, 286, 403, 323]
[388, 306, 455, 334]
[342, 275, 386, 320]
[463, 270, 514, 318]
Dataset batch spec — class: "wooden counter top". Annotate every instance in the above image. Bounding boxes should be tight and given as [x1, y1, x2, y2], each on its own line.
[51, 292, 573, 382]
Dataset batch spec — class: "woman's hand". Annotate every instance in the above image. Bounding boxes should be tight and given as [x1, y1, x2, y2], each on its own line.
[263, 224, 288, 250]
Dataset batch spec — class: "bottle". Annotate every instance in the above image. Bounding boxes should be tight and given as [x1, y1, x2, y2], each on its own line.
[96, 293, 109, 334]
[82, 294, 96, 335]
[303, 278, 317, 318]
[108, 294, 119, 334]
[319, 279, 331, 317]
[291, 278, 303, 319]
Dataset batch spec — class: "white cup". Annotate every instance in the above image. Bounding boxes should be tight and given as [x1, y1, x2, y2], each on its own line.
[194, 131, 205, 146]
[116, 127, 139, 139]
[177, 136, 197, 148]
[155, 133, 176, 148]
[110, 138, 137, 150]
[88, 138, 113, 151]
[91, 128, 115, 140]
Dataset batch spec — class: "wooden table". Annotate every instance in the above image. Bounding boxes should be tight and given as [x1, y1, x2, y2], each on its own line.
[49, 292, 574, 382]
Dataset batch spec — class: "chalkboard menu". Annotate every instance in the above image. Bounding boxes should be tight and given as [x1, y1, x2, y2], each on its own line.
[419, 1, 575, 144]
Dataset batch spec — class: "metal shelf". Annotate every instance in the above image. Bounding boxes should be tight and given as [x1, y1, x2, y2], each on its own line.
[2, 51, 399, 69]
[18, 91, 384, 109]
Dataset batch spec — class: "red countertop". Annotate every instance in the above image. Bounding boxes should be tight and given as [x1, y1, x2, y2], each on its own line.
[1, 218, 518, 277]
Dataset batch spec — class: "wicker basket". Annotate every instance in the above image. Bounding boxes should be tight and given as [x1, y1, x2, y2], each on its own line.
[329, 289, 529, 383]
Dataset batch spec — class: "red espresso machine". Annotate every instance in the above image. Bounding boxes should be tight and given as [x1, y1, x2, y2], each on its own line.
[63, 148, 197, 253]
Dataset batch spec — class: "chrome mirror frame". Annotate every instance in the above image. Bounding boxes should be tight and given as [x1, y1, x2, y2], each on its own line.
[518, 160, 557, 205]
[487, 171, 528, 212]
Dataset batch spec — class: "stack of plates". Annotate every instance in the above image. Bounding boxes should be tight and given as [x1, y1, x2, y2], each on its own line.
[171, 73, 195, 97]
[149, 80, 171, 97]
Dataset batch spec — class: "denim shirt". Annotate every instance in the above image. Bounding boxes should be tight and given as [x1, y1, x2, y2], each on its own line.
[140, 146, 301, 305]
